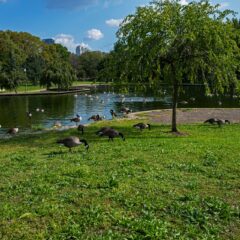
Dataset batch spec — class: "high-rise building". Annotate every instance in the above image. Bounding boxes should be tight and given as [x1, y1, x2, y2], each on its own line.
[76, 45, 89, 56]
[42, 38, 55, 45]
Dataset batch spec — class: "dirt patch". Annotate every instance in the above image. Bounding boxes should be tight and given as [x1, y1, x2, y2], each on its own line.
[130, 108, 240, 124]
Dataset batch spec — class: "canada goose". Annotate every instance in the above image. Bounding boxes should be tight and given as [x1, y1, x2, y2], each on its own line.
[97, 127, 125, 141]
[7, 128, 19, 135]
[70, 114, 82, 125]
[77, 124, 85, 134]
[110, 109, 117, 118]
[121, 107, 132, 114]
[96, 127, 112, 135]
[57, 137, 89, 152]
[216, 119, 230, 126]
[204, 118, 230, 126]
[133, 123, 151, 131]
[88, 114, 103, 121]
[204, 118, 219, 125]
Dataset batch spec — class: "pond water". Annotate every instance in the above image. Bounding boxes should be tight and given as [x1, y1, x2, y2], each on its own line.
[0, 86, 239, 136]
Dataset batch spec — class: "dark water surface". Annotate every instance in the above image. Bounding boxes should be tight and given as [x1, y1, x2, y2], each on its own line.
[0, 86, 239, 136]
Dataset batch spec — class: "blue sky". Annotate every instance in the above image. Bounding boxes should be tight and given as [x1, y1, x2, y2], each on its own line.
[0, 0, 239, 53]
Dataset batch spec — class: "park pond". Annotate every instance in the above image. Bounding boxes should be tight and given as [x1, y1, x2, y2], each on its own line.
[0, 85, 239, 136]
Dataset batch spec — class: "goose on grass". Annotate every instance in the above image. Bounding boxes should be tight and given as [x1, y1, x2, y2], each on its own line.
[57, 137, 89, 152]
[133, 123, 151, 131]
[77, 124, 85, 134]
[96, 127, 125, 141]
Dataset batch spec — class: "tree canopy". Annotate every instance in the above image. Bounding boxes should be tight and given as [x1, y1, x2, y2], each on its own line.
[0, 31, 76, 91]
[111, 0, 240, 132]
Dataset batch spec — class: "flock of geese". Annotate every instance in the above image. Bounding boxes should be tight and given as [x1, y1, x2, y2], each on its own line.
[56, 121, 151, 152]
[1, 90, 232, 153]
[57, 107, 141, 152]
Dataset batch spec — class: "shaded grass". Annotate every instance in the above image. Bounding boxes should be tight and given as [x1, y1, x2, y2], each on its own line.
[0, 121, 239, 239]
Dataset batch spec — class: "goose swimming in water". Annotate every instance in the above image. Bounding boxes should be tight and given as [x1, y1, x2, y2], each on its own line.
[57, 137, 89, 152]
[133, 123, 151, 131]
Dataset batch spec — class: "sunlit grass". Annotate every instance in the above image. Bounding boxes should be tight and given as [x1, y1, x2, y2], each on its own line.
[0, 121, 239, 239]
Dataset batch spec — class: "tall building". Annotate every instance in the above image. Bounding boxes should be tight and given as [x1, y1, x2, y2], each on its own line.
[42, 38, 55, 45]
[76, 45, 89, 56]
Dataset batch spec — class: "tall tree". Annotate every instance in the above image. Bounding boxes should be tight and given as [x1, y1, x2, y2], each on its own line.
[41, 44, 77, 89]
[0, 32, 26, 92]
[114, 0, 239, 132]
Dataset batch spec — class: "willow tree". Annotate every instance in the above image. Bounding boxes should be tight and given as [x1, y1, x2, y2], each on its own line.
[115, 0, 239, 132]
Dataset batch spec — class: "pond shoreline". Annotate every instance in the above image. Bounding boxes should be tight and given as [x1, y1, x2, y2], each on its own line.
[0, 84, 107, 97]
[129, 108, 240, 124]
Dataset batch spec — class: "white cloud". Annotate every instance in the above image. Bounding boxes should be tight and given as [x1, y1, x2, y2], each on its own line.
[179, 0, 188, 5]
[106, 18, 123, 27]
[78, 42, 90, 49]
[54, 34, 76, 52]
[87, 29, 104, 40]
[54, 34, 90, 53]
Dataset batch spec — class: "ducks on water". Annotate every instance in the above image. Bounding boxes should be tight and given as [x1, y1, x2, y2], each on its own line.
[133, 123, 151, 131]
[57, 137, 89, 152]
[96, 127, 125, 141]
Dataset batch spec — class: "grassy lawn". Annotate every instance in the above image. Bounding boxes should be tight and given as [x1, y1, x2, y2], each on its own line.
[0, 120, 239, 239]
[0, 85, 46, 94]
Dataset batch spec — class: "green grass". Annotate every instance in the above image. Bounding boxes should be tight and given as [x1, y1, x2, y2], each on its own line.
[0, 121, 239, 239]
[1, 84, 46, 94]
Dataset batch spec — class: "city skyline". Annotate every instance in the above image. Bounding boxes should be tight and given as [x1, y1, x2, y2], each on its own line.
[0, 0, 239, 53]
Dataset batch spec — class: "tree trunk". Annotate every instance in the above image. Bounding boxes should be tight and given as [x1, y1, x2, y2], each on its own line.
[171, 84, 179, 132]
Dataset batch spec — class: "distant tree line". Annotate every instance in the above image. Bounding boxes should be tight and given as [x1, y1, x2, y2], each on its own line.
[0, 30, 111, 92]
[0, 31, 77, 92]
[70, 51, 108, 82]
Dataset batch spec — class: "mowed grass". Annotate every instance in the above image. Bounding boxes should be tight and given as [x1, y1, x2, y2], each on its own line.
[0, 121, 240, 239]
